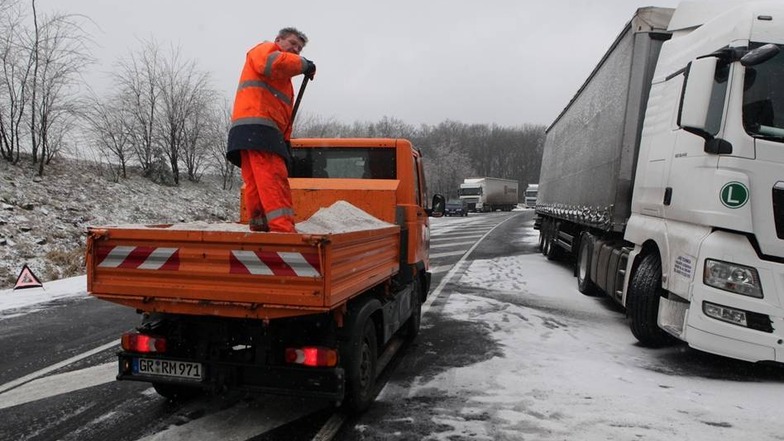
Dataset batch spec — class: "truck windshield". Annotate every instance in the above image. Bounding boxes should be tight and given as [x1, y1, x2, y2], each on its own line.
[459, 187, 481, 196]
[743, 43, 784, 141]
[290, 147, 396, 179]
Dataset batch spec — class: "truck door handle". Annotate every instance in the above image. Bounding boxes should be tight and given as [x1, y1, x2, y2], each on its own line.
[663, 187, 672, 206]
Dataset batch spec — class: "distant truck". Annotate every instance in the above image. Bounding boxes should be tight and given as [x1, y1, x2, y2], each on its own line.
[524, 184, 538, 208]
[459, 177, 518, 212]
[86, 138, 445, 413]
[535, 3, 784, 364]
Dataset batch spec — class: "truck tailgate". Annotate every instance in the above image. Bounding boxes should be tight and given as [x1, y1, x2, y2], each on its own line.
[86, 223, 400, 319]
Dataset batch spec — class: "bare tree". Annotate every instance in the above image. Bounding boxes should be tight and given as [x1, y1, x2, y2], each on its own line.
[116, 38, 162, 175]
[0, 0, 32, 163]
[155, 44, 213, 185]
[205, 98, 237, 190]
[83, 92, 133, 179]
[26, 1, 93, 175]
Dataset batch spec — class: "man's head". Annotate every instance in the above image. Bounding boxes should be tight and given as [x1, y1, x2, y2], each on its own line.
[275, 27, 308, 54]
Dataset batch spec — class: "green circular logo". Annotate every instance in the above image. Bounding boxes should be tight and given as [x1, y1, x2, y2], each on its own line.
[720, 182, 749, 209]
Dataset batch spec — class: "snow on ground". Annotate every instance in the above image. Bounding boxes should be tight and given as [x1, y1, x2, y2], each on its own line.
[0, 276, 87, 319]
[377, 228, 784, 441]
[3, 215, 783, 440]
[0, 157, 240, 289]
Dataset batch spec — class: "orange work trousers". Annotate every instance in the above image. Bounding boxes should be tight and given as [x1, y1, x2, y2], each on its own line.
[240, 150, 295, 233]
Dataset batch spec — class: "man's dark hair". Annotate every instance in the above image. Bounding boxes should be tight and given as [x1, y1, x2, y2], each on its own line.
[278, 27, 308, 45]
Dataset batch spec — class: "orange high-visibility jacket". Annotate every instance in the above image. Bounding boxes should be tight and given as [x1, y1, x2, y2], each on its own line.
[227, 41, 309, 168]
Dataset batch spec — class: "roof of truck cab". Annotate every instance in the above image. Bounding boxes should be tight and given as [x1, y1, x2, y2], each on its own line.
[291, 138, 410, 148]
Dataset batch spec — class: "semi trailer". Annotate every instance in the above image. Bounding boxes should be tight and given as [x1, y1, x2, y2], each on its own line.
[535, 2, 784, 363]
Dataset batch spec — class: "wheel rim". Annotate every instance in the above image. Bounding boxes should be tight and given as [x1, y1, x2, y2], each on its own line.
[543, 229, 551, 255]
[578, 241, 589, 282]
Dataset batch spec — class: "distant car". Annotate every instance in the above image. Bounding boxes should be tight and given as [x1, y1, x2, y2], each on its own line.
[445, 199, 468, 217]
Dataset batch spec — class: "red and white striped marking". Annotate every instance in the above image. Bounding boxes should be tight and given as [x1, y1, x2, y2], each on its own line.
[230, 250, 321, 277]
[97, 246, 180, 270]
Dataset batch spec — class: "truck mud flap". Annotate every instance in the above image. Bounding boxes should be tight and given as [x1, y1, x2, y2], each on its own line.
[117, 353, 345, 401]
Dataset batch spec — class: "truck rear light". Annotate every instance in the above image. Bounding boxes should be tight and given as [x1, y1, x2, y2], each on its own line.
[284, 347, 337, 367]
[121, 332, 167, 353]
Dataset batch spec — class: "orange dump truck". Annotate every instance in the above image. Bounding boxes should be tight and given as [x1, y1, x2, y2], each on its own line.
[86, 138, 445, 412]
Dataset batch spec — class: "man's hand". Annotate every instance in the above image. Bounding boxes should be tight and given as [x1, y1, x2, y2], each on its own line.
[303, 58, 316, 80]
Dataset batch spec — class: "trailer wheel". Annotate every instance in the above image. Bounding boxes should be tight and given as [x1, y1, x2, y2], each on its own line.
[538, 224, 545, 252]
[541, 220, 552, 256]
[544, 222, 562, 261]
[152, 383, 201, 401]
[343, 319, 378, 413]
[627, 253, 677, 347]
[577, 234, 602, 297]
[404, 276, 423, 340]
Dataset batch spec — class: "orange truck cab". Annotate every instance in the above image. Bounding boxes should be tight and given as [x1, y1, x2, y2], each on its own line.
[86, 138, 445, 413]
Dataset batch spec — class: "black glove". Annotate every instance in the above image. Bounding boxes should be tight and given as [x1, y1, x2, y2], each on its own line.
[303, 58, 316, 80]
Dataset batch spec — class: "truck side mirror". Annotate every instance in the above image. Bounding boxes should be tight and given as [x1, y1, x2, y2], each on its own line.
[678, 57, 719, 139]
[678, 57, 733, 154]
[741, 43, 780, 67]
[429, 194, 446, 217]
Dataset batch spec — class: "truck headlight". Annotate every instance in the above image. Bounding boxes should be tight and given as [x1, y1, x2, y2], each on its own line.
[703, 259, 763, 298]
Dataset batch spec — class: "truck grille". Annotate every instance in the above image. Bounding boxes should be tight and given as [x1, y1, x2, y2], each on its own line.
[773, 184, 784, 240]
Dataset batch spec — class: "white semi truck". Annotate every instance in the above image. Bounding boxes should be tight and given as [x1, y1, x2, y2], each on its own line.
[459, 177, 519, 212]
[535, 2, 784, 363]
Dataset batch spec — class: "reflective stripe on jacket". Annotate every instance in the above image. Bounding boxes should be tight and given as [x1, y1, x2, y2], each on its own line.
[227, 41, 308, 167]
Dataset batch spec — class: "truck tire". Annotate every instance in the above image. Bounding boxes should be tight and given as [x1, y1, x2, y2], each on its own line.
[544, 222, 562, 261]
[577, 234, 602, 297]
[538, 225, 545, 252]
[627, 253, 677, 347]
[404, 276, 423, 340]
[541, 220, 552, 256]
[343, 319, 378, 413]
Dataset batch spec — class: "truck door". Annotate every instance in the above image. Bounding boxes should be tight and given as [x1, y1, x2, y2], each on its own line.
[412, 153, 430, 268]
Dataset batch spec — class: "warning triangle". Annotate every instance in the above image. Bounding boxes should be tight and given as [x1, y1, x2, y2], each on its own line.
[14, 264, 43, 290]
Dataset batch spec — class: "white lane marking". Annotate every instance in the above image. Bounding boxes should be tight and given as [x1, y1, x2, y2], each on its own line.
[137, 396, 328, 441]
[423, 214, 519, 315]
[0, 362, 116, 410]
[429, 265, 451, 274]
[430, 240, 477, 249]
[0, 339, 118, 394]
[431, 233, 484, 240]
[429, 250, 468, 259]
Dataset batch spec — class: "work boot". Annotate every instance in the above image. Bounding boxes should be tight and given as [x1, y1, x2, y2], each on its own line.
[249, 215, 269, 232]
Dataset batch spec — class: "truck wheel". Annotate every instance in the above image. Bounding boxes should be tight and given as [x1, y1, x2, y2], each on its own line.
[344, 319, 378, 413]
[544, 223, 561, 261]
[152, 382, 201, 401]
[538, 226, 545, 252]
[541, 221, 552, 256]
[404, 276, 423, 340]
[577, 234, 602, 297]
[627, 253, 677, 347]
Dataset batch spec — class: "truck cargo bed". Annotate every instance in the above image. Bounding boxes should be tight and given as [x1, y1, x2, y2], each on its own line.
[86, 222, 400, 320]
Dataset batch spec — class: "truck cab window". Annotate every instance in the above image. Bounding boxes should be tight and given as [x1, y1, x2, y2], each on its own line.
[743, 43, 784, 140]
[705, 61, 730, 136]
[291, 147, 396, 179]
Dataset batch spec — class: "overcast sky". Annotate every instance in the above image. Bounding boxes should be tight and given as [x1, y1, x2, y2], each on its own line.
[37, 0, 749, 127]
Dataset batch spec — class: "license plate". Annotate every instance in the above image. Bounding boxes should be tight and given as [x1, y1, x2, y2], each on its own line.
[133, 358, 203, 380]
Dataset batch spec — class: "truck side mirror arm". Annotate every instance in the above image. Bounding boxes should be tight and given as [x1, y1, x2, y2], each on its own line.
[704, 137, 733, 154]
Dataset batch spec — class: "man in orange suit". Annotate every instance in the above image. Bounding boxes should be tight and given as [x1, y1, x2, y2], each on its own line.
[226, 27, 316, 232]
